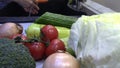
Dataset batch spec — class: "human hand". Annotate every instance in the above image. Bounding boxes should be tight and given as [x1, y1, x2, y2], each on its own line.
[13, 0, 39, 14]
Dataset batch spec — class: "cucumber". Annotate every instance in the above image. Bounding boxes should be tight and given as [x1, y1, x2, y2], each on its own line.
[34, 12, 78, 28]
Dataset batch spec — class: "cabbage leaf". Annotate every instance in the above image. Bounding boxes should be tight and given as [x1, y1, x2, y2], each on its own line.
[68, 13, 120, 68]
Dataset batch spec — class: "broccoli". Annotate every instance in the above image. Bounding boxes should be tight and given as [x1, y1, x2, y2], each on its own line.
[0, 38, 36, 68]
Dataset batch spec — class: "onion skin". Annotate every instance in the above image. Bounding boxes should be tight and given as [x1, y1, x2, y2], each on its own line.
[0, 22, 23, 38]
[15, 23, 23, 34]
[43, 51, 80, 68]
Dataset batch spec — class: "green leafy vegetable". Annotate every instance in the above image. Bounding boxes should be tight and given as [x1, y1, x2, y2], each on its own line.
[0, 38, 35, 68]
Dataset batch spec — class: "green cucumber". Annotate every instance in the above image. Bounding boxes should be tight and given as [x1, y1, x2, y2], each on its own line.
[25, 23, 44, 39]
[34, 12, 78, 28]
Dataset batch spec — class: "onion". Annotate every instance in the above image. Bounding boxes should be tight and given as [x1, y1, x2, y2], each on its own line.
[0, 22, 23, 38]
[43, 51, 80, 68]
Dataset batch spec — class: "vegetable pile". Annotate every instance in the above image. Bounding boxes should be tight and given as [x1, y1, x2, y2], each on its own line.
[0, 12, 78, 67]
[25, 24, 67, 60]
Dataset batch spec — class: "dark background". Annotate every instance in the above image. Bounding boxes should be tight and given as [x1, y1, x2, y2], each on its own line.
[0, 0, 86, 17]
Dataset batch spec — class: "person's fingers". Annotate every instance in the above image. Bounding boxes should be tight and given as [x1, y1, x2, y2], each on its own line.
[29, 2, 39, 14]
[15, 0, 40, 14]
[31, 6, 39, 14]
[24, 7, 29, 12]
[32, 3, 39, 10]
[32, 8, 39, 14]
[22, 2, 39, 14]
[24, 6, 39, 14]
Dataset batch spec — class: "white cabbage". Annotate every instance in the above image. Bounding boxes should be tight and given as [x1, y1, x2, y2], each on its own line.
[68, 13, 120, 68]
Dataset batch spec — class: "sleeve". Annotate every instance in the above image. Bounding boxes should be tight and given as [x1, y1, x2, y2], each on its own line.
[0, 0, 12, 9]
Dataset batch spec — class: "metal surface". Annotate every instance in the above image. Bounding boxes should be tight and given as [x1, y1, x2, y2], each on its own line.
[80, 0, 115, 15]
[67, 0, 87, 11]
[92, 0, 120, 12]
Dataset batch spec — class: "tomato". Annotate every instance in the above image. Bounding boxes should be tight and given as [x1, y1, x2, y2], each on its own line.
[40, 25, 58, 43]
[24, 42, 46, 61]
[45, 39, 66, 57]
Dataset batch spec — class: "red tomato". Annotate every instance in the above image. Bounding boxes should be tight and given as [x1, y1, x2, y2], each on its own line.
[45, 39, 66, 57]
[40, 25, 58, 43]
[24, 42, 46, 61]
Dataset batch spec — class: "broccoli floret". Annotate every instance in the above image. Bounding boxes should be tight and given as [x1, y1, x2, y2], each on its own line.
[0, 38, 15, 44]
[0, 38, 36, 68]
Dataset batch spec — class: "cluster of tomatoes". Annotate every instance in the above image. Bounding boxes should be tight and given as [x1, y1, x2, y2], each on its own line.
[11, 25, 66, 61]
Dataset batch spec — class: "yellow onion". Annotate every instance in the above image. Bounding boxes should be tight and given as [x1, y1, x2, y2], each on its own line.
[43, 51, 80, 68]
[0, 22, 23, 38]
